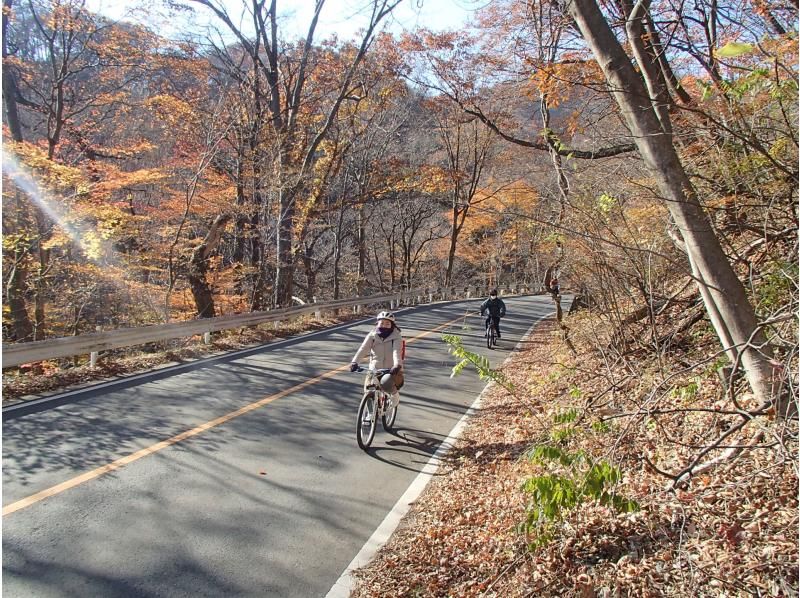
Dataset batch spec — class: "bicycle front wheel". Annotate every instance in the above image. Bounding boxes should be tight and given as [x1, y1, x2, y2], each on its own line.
[486, 325, 494, 349]
[357, 391, 378, 450]
[382, 395, 397, 431]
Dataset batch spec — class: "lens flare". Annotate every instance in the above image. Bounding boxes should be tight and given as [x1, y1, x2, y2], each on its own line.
[2, 152, 111, 265]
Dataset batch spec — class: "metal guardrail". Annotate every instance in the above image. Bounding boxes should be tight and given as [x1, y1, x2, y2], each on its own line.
[1, 284, 533, 369]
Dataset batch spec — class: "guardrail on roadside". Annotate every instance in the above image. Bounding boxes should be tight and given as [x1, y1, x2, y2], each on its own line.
[1, 284, 534, 369]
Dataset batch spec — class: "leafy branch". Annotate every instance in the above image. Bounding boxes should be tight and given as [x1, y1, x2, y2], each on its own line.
[442, 333, 514, 391]
[518, 410, 639, 548]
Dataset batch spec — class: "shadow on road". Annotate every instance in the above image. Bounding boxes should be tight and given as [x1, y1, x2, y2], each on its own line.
[361, 426, 454, 474]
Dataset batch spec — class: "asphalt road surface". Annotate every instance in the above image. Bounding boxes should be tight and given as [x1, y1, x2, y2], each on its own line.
[3, 295, 556, 598]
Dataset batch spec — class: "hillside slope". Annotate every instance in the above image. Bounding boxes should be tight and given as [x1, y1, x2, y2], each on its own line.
[351, 317, 798, 597]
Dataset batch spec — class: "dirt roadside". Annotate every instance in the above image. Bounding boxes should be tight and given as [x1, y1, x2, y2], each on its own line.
[350, 318, 798, 597]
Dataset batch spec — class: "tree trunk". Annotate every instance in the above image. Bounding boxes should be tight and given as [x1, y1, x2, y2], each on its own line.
[32, 206, 51, 341]
[188, 214, 231, 318]
[357, 208, 367, 294]
[333, 199, 347, 300]
[3, 9, 33, 340]
[249, 137, 269, 311]
[445, 205, 467, 287]
[566, 0, 780, 413]
[2, 0, 23, 143]
[232, 147, 247, 264]
[6, 243, 34, 341]
[275, 185, 295, 308]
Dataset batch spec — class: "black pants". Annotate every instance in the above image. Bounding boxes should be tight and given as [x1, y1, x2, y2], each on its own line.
[485, 316, 501, 336]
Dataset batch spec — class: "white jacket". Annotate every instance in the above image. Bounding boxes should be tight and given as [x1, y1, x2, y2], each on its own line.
[352, 327, 403, 370]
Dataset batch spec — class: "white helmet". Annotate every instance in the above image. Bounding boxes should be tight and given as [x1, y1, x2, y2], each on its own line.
[376, 311, 396, 323]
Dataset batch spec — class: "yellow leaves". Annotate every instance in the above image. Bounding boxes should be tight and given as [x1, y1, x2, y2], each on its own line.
[6, 141, 86, 194]
[381, 165, 450, 196]
[41, 230, 72, 251]
[716, 41, 754, 58]
[3, 140, 141, 263]
[78, 230, 106, 261]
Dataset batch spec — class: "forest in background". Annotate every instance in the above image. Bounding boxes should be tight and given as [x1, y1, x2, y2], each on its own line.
[2, 0, 794, 341]
[2, 0, 798, 593]
[3, 0, 571, 340]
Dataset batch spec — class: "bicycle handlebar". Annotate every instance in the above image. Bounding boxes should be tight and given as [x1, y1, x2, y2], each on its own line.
[353, 366, 391, 375]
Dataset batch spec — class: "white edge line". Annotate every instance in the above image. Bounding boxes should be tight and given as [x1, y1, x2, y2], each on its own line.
[325, 311, 553, 598]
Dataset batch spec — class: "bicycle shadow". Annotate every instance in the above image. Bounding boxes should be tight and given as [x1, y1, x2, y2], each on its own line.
[361, 426, 453, 474]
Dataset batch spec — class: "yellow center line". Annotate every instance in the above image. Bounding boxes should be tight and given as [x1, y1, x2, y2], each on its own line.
[3, 313, 468, 516]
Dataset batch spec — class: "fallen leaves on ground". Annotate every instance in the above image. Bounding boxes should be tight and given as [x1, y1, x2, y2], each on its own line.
[351, 319, 798, 597]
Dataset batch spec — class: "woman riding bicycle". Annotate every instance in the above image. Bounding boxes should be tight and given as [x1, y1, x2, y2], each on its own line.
[349, 311, 404, 407]
[480, 289, 507, 338]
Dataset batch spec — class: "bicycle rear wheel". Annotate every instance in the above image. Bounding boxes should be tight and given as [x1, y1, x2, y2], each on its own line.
[382, 395, 397, 431]
[357, 391, 378, 450]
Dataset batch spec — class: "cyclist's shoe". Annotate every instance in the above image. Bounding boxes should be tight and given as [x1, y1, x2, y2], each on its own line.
[390, 392, 400, 407]
[496, 332, 501, 338]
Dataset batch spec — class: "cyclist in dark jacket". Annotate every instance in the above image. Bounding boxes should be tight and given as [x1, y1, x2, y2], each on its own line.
[480, 289, 507, 338]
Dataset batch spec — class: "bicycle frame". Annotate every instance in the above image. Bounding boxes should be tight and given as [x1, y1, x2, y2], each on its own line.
[482, 315, 499, 348]
[362, 370, 388, 412]
[353, 366, 395, 450]
[362, 369, 386, 394]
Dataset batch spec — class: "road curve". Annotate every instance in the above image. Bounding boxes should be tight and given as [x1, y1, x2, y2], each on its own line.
[2, 295, 555, 598]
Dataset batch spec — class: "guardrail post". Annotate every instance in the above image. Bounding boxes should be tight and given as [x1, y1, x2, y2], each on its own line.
[89, 325, 101, 368]
[313, 296, 321, 319]
[203, 331, 211, 344]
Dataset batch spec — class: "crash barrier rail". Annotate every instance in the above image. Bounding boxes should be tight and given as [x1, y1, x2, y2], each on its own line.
[2, 284, 536, 369]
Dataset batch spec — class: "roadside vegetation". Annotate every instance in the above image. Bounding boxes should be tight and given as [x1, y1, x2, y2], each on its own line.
[353, 312, 797, 597]
[2, 0, 797, 594]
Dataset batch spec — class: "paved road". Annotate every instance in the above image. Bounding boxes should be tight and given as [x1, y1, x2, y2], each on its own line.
[2, 296, 555, 598]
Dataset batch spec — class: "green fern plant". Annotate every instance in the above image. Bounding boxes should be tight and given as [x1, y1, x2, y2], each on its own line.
[442, 334, 514, 391]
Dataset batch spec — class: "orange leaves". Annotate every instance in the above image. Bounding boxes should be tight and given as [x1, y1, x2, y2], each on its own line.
[145, 94, 200, 129]
[527, 60, 603, 107]
[93, 168, 169, 196]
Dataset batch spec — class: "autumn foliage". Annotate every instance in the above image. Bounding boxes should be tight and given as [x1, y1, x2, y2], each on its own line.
[2, 0, 797, 592]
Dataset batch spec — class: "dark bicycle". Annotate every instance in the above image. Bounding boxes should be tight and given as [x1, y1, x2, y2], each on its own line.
[352, 367, 397, 450]
[484, 315, 499, 348]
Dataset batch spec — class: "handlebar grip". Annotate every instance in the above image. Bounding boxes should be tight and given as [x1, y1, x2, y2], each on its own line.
[352, 367, 391, 375]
